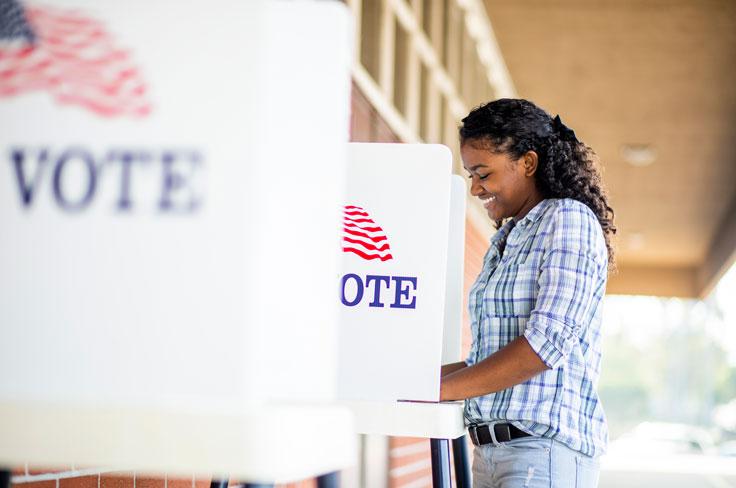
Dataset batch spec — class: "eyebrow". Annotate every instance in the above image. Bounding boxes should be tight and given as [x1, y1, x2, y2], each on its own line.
[467, 164, 486, 172]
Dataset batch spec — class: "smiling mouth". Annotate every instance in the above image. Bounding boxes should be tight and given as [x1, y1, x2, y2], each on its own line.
[480, 195, 497, 209]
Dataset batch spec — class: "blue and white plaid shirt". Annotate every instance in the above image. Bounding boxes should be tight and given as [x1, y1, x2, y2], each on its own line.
[465, 198, 608, 457]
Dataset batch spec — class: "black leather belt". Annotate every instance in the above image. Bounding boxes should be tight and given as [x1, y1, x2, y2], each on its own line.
[468, 423, 532, 446]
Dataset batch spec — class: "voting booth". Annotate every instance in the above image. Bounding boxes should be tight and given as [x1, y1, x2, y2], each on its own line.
[339, 143, 466, 402]
[0, 0, 354, 483]
[338, 143, 470, 486]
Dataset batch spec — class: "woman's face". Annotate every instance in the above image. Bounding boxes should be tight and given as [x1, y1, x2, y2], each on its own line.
[461, 141, 540, 222]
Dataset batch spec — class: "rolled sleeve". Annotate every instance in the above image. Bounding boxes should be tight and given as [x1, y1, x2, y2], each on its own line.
[465, 331, 478, 366]
[524, 309, 579, 369]
[524, 206, 606, 369]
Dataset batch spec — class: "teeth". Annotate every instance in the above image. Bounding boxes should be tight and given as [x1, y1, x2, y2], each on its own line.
[481, 195, 496, 208]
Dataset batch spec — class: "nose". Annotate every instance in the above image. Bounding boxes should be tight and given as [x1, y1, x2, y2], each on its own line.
[469, 177, 484, 197]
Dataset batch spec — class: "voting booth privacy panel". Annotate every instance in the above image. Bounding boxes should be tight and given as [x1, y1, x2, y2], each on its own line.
[338, 143, 466, 403]
[443, 176, 466, 366]
[0, 0, 351, 414]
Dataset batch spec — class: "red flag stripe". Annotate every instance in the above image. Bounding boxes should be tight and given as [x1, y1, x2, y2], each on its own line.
[342, 235, 390, 251]
[343, 216, 377, 225]
[344, 222, 383, 233]
[342, 247, 394, 261]
[342, 236, 391, 252]
[342, 215, 378, 225]
[342, 226, 388, 242]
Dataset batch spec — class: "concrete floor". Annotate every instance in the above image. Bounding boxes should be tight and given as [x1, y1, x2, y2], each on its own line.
[600, 471, 736, 488]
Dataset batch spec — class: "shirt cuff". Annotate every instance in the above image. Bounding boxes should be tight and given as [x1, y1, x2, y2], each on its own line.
[523, 316, 576, 369]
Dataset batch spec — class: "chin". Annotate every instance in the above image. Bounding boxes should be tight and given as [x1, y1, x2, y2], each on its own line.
[484, 204, 499, 219]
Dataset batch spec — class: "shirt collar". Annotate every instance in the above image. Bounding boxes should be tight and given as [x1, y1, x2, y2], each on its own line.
[513, 198, 552, 229]
[491, 199, 551, 247]
[490, 218, 516, 249]
[489, 199, 552, 249]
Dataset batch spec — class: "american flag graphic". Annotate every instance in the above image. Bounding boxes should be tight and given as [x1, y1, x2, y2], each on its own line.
[0, 0, 151, 117]
[342, 205, 394, 261]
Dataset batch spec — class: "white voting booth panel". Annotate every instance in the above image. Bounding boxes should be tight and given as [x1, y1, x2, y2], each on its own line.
[443, 176, 467, 365]
[338, 143, 466, 404]
[0, 0, 354, 480]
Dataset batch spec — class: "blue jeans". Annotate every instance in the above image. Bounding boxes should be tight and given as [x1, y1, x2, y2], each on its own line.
[471, 435, 600, 487]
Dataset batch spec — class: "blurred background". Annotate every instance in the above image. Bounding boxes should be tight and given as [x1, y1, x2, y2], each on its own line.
[344, 0, 736, 486]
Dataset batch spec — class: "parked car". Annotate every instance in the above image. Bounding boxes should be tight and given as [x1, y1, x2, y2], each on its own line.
[718, 440, 736, 457]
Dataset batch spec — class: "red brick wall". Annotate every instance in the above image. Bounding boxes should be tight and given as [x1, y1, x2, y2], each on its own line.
[462, 219, 489, 357]
[10, 470, 314, 488]
[350, 84, 401, 144]
[9, 470, 214, 488]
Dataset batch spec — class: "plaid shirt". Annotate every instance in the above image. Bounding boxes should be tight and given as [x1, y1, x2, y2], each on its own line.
[465, 198, 608, 457]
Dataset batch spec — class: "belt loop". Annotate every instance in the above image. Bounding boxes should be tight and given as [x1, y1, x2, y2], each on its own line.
[487, 421, 500, 446]
[497, 423, 512, 442]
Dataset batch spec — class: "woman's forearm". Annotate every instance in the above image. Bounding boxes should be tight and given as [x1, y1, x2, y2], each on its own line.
[440, 336, 549, 401]
[441, 361, 468, 377]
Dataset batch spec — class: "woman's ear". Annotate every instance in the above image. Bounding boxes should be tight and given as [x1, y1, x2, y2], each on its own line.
[523, 151, 539, 177]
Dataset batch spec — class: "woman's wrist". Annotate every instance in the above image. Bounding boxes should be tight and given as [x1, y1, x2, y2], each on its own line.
[441, 361, 468, 377]
[440, 373, 460, 401]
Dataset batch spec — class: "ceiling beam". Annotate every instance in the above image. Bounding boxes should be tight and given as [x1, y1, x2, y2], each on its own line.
[607, 265, 697, 298]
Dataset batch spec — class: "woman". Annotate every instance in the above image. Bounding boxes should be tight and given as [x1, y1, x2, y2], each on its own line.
[440, 98, 615, 487]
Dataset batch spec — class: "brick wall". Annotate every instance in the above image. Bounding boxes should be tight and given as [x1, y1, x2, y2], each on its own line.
[10, 469, 314, 488]
[350, 84, 400, 144]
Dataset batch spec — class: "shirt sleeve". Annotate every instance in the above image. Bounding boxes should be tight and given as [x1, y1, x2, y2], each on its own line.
[523, 202, 607, 369]
[465, 333, 478, 366]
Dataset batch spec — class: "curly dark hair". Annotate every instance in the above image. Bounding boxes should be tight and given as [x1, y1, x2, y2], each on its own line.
[459, 98, 616, 266]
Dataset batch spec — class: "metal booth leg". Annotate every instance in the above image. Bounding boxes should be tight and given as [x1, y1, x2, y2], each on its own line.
[452, 436, 471, 488]
[315, 471, 339, 488]
[430, 439, 452, 487]
[210, 480, 228, 488]
[1, 470, 10, 488]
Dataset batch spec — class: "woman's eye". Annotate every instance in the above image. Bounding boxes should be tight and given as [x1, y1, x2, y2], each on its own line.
[478, 174, 489, 180]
